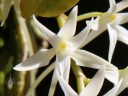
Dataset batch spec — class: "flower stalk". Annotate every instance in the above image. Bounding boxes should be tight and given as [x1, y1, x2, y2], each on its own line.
[26, 63, 55, 96]
[71, 60, 85, 94]
[77, 12, 103, 21]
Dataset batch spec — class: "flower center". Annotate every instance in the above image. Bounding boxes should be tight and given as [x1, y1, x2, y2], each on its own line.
[57, 41, 70, 55]
[110, 14, 116, 21]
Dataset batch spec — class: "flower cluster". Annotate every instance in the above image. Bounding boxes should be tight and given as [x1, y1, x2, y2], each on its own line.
[2, 0, 128, 95]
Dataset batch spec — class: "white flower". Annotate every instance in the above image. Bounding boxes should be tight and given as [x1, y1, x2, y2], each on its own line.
[56, 66, 105, 96]
[14, 6, 118, 84]
[82, 0, 128, 62]
[105, 66, 128, 96]
[115, 66, 128, 95]
[116, 0, 128, 12]
[56, 65, 123, 96]
[1, 0, 20, 26]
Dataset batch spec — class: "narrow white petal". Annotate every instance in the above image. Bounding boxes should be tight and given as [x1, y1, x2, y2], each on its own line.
[115, 13, 128, 24]
[58, 6, 77, 40]
[55, 69, 78, 96]
[107, 24, 117, 62]
[80, 13, 110, 47]
[1, 0, 12, 26]
[116, 0, 128, 12]
[69, 18, 93, 50]
[105, 70, 119, 84]
[80, 66, 105, 96]
[56, 54, 71, 82]
[71, 50, 116, 69]
[104, 79, 123, 96]
[33, 16, 61, 47]
[48, 70, 58, 96]
[114, 25, 128, 45]
[13, 48, 55, 71]
[107, 0, 117, 13]
[71, 50, 119, 84]
[117, 67, 128, 95]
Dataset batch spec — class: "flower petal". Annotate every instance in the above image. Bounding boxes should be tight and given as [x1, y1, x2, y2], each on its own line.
[1, 0, 12, 26]
[56, 54, 71, 82]
[57, 6, 77, 40]
[117, 67, 128, 95]
[80, 13, 110, 47]
[71, 50, 116, 70]
[105, 70, 119, 84]
[104, 79, 123, 96]
[13, 48, 55, 71]
[86, 17, 99, 31]
[48, 69, 58, 96]
[107, 0, 117, 13]
[71, 50, 119, 84]
[107, 24, 117, 62]
[114, 25, 128, 45]
[115, 13, 128, 24]
[56, 68, 78, 96]
[80, 66, 105, 96]
[69, 18, 93, 50]
[33, 16, 61, 47]
[116, 0, 128, 12]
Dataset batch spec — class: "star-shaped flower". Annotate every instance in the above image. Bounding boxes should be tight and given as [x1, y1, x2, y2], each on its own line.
[1, 0, 20, 26]
[56, 66, 123, 96]
[81, 0, 128, 62]
[14, 6, 118, 84]
[56, 66, 105, 96]
[115, 66, 128, 95]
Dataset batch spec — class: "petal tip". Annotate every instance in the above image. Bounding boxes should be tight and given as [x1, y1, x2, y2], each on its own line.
[72, 5, 78, 13]
[13, 64, 25, 71]
[13, 64, 30, 71]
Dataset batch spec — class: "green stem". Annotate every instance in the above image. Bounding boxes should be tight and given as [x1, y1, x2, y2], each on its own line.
[15, 11, 37, 96]
[7, 9, 29, 96]
[83, 78, 90, 86]
[0, 71, 5, 96]
[71, 60, 85, 94]
[77, 12, 103, 21]
[19, 16, 38, 96]
[26, 63, 55, 96]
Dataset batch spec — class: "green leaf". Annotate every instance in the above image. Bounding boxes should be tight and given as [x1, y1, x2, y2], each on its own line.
[20, 0, 43, 18]
[20, 0, 79, 18]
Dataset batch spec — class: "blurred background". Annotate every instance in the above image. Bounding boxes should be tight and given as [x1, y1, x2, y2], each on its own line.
[0, 0, 128, 96]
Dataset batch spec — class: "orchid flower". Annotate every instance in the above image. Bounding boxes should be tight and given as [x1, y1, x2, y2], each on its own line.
[56, 66, 105, 96]
[57, 65, 123, 96]
[114, 66, 128, 95]
[81, 0, 128, 62]
[1, 0, 20, 26]
[14, 6, 118, 84]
